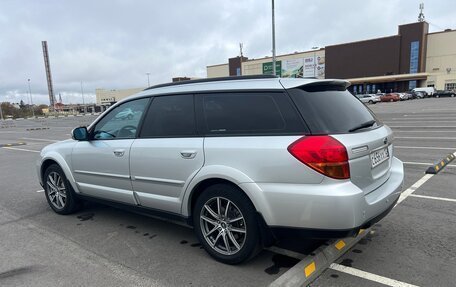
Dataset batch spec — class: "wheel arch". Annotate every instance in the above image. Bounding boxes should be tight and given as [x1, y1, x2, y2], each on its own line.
[40, 154, 80, 193]
[185, 177, 275, 247]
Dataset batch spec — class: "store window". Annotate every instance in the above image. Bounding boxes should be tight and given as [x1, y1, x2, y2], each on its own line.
[445, 83, 456, 91]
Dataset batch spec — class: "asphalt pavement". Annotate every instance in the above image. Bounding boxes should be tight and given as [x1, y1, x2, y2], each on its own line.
[1, 98, 455, 286]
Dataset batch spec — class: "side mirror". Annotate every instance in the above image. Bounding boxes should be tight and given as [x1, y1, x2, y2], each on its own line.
[72, 127, 89, 141]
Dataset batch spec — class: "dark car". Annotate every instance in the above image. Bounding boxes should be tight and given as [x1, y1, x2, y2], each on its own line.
[434, 90, 455, 98]
[380, 93, 400, 102]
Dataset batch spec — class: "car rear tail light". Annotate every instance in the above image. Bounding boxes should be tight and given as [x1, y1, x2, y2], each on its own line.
[288, 136, 350, 179]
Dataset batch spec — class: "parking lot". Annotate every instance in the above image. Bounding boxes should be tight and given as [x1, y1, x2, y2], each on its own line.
[1, 98, 455, 286]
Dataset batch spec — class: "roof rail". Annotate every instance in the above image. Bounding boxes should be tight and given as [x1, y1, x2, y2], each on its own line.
[144, 75, 278, 91]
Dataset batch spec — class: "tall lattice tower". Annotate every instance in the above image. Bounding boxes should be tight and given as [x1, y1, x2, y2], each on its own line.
[42, 41, 55, 108]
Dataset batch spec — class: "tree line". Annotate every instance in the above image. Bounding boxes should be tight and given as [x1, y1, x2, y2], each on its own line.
[0, 101, 48, 119]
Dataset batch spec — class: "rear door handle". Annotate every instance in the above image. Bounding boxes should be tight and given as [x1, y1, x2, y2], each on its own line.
[180, 150, 197, 159]
[113, 149, 125, 157]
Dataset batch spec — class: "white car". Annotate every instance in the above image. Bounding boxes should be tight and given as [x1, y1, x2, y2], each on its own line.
[357, 94, 381, 104]
[37, 75, 404, 264]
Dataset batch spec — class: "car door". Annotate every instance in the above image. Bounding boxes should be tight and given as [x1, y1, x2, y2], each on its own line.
[71, 97, 150, 205]
[130, 94, 204, 214]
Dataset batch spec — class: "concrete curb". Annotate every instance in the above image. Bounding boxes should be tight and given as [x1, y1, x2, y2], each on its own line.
[425, 153, 456, 174]
[269, 228, 371, 287]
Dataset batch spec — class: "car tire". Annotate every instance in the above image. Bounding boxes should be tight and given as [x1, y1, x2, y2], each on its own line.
[368, 100, 373, 104]
[193, 183, 260, 265]
[451, 94, 455, 98]
[43, 164, 82, 215]
[436, 95, 440, 98]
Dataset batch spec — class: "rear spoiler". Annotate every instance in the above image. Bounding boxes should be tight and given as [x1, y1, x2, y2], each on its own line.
[279, 78, 351, 91]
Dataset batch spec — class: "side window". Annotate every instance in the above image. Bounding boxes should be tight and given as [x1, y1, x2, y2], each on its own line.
[92, 98, 149, 140]
[198, 92, 306, 135]
[140, 95, 195, 137]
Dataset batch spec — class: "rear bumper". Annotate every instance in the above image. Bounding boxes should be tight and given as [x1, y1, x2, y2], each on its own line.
[242, 157, 404, 234]
[269, 195, 398, 240]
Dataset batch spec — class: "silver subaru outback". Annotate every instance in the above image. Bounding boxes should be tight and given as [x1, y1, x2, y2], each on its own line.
[37, 75, 404, 264]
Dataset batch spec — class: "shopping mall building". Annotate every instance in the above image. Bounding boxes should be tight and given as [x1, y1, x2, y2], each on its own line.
[207, 21, 456, 94]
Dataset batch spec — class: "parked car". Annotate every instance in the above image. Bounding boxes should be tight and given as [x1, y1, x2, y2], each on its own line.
[398, 93, 409, 101]
[37, 76, 404, 264]
[412, 87, 436, 97]
[381, 93, 401, 102]
[114, 107, 134, 120]
[409, 91, 424, 99]
[434, 90, 456, 98]
[356, 94, 381, 104]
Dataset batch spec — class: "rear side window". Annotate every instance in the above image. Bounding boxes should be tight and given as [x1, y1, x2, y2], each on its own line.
[288, 88, 380, 134]
[140, 94, 196, 137]
[197, 92, 307, 135]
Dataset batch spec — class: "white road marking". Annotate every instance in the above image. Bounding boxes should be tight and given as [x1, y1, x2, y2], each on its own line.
[2, 147, 40, 153]
[391, 118, 456, 120]
[388, 126, 456, 128]
[395, 146, 456, 150]
[397, 173, 434, 205]
[36, 190, 44, 193]
[409, 194, 456, 203]
[20, 137, 59, 142]
[422, 108, 456, 111]
[329, 263, 420, 287]
[385, 121, 456, 123]
[396, 136, 456, 140]
[394, 130, 456, 133]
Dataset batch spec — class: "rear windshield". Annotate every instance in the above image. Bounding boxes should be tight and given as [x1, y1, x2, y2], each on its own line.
[288, 87, 380, 134]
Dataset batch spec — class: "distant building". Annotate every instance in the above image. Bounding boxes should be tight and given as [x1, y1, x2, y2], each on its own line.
[95, 87, 145, 106]
[207, 21, 456, 93]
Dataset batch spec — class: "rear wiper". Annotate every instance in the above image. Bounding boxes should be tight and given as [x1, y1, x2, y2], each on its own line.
[349, 120, 376, 132]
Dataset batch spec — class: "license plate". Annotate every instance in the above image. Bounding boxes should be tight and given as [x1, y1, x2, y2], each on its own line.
[370, 147, 389, 168]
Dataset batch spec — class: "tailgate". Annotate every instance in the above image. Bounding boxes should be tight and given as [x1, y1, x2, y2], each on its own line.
[332, 125, 394, 195]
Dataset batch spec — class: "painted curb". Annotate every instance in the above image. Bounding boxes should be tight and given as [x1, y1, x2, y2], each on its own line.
[26, 127, 50, 131]
[425, 153, 456, 174]
[0, 142, 27, 148]
[269, 228, 371, 287]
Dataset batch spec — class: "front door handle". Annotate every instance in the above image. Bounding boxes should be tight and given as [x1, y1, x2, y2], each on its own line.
[180, 150, 197, 159]
[113, 149, 125, 157]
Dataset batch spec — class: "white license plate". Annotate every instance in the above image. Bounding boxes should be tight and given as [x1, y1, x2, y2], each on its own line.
[370, 147, 390, 168]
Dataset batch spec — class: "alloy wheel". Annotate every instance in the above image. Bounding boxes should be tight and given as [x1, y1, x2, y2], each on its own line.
[200, 197, 247, 256]
[46, 171, 67, 209]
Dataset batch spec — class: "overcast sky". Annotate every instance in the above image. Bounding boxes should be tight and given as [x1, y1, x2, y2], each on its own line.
[1, 0, 455, 105]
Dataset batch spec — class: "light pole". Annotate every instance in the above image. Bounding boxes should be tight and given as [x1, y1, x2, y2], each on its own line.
[146, 72, 150, 87]
[0, 101, 3, 121]
[80, 81, 85, 114]
[27, 79, 35, 118]
[271, 0, 276, 76]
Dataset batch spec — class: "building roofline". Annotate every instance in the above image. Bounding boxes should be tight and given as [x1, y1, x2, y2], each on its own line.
[326, 35, 400, 48]
[206, 63, 229, 68]
[144, 75, 278, 91]
[427, 29, 455, 36]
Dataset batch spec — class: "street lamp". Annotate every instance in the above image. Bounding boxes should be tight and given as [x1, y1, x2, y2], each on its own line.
[146, 72, 150, 87]
[80, 81, 86, 114]
[27, 79, 35, 118]
[0, 101, 3, 121]
[271, 0, 276, 76]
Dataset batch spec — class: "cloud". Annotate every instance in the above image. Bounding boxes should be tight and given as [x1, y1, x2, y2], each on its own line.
[1, 0, 455, 104]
